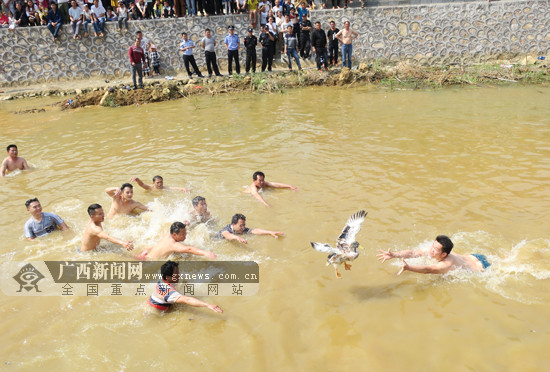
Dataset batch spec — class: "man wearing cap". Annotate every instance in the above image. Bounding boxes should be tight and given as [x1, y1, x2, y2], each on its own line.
[224, 25, 241, 75]
[298, 12, 312, 59]
[259, 24, 275, 72]
[243, 27, 257, 73]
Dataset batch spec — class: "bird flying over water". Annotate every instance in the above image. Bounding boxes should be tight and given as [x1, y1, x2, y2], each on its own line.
[310, 210, 367, 278]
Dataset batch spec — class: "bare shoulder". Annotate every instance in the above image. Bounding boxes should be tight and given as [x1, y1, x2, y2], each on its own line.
[243, 183, 255, 193]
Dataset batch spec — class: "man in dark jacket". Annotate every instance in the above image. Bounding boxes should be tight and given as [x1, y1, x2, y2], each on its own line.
[327, 20, 340, 66]
[14, 2, 28, 28]
[47, 2, 64, 40]
[311, 21, 329, 71]
[243, 27, 258, 73]
[298, 12, 312, 59]
[259, 25, 275, 72]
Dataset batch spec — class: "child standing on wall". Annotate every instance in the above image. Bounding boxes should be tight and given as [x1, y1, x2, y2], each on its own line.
[150, 44, 161, 76]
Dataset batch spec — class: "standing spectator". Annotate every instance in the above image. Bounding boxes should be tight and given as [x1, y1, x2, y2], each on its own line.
[58, 0, 70, 23]
[284, 24, 301, 71]
[149, 44, 160, 76]
[201, 28, 223, 77]
[257, 0, 268, 26]
[266, 15, 277, 56]
[185, 0, 195, 15]
[143, 42, 151, 78]
[46, 2, 63, 40]
[224, 25, 240, 75]
[179, 32, 204, 78]
[259, 24, 274, 72]
[173, 0, 184, 17]
[335, 20, 358, 68]
[91, 0, 106, 37]
[162, 0, 174, 17]
[296, 0, 307, 21]
[117, 1, 128, 32]
[311, 21, 328, 71]
[298, 12, 312, 59]
[68, 0, 83, 39]
[222, 0, 230, 14]
[272, 0, 281, 14]
[327, 20, 339, 66]
[282, 0, 293, 16]
[14, 1, 28, 28]
[129, 37, 145, 89]
[243, 26, 257, 73]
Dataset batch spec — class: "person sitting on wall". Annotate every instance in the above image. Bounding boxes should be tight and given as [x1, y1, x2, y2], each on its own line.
[46, 2, 63, 40]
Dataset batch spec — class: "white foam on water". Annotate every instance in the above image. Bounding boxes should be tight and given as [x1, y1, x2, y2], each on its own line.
[388, 232, 550, 304]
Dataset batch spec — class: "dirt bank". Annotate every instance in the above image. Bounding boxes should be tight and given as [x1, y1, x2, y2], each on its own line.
[2, 58, 548, 110]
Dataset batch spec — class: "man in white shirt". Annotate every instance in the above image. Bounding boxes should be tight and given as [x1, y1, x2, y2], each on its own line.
[90, 0, 105, 37]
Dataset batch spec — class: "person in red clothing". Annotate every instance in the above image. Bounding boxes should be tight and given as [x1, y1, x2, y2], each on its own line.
[129, 38, 146, 89]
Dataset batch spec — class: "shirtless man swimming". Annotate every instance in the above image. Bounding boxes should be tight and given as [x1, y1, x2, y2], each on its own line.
[243, 171, 298, 207]
[377, 235, 491, 275]
[215, 213, 284, 244]
[105, 183, 149, 218]
[1, 144, 29, 177]
[147, 260, 223, 313]
[131, 175, 189, 193]
[189, 196, 212, 225]
[81, 203, 134, 252]
[137, 221, 216, 260]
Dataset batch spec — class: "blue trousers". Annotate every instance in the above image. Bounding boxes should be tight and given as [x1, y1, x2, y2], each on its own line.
[342, 43, 352, 68]
[47, 22, 61, 38]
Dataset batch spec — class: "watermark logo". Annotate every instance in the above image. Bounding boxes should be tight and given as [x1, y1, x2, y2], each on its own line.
[13, 263, 45, 292]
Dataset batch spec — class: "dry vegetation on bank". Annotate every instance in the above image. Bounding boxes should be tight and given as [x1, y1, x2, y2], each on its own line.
[4, 59, 549, 111]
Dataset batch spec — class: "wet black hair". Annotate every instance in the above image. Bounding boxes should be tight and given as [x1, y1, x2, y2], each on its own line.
[436, 235, 454, 255]
[25, 197, 39, 208]
[231, 213, 246, 225]
[152, 175, 163, 182]
[192, 196, 206, 207]
[170, 221, 186, 235]
[6, 144, 17, 152]
[87, 203, 102, 216]
[252, 171, 265, 180]
[161, 260, 179, 280]
[120, 183, 133, 191]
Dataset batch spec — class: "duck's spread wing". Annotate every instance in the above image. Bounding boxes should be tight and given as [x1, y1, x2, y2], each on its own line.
[311, 242, 340, 254]
[337, 210, 367, 245]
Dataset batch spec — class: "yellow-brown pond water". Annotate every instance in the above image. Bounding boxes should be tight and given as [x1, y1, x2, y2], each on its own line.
[1, 85, 549, 371]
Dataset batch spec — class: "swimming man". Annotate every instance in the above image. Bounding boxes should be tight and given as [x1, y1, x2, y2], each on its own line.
[81, 203, 134, 251]
[147, 260, 223, 313]
[137, 221, 216, 260]
[215, 213, 284, 244]
[24, 198, 69, 240]
[130, 175, 189, 193]
[1, 144, 29, 177]
[105, 183, 150, 218]
[243, 171, 298, 207]
[377, 235, 491, 275]
[189, 196, 212, 225]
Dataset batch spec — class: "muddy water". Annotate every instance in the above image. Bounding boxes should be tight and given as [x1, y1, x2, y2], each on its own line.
[1, 85, 549, 371]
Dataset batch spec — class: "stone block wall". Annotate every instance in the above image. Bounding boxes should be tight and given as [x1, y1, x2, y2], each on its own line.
[1, 0, 549, 85]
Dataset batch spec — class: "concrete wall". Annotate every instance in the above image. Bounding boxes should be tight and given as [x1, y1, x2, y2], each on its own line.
[1, 0, 549, 85]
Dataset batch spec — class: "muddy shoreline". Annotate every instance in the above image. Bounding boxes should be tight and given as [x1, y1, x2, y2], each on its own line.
[2, 58, 548, 111]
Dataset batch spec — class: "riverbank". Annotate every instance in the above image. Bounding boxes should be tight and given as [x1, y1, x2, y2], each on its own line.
[1, 57, 548, 110]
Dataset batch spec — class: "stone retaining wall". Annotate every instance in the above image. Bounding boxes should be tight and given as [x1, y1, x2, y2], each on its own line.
[1, 0, 549, 85]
